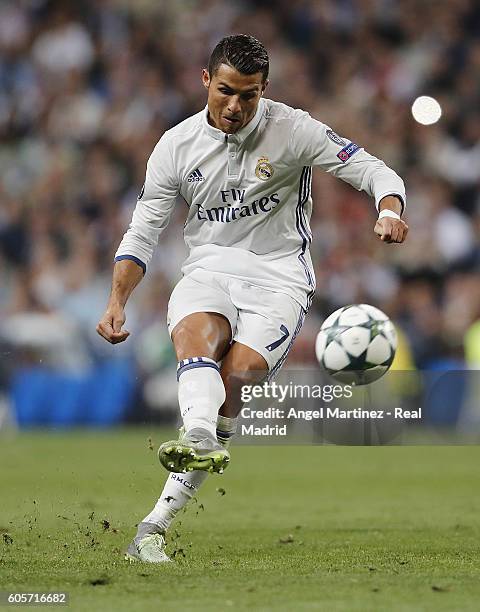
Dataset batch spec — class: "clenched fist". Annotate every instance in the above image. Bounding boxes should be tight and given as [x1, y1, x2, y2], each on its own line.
[374, 216, 409, 244]
[96, 305, 130, 344]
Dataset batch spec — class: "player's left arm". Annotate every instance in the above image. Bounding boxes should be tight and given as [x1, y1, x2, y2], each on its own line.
[290, 112, 409, 244]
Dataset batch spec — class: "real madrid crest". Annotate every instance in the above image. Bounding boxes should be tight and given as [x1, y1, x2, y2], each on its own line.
[255, 156, 274, 181]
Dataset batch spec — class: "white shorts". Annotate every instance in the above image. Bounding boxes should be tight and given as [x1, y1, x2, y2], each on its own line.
[167, 269, 306, 374]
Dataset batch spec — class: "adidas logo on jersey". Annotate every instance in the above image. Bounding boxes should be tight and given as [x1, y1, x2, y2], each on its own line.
[187, 168, 205, 183]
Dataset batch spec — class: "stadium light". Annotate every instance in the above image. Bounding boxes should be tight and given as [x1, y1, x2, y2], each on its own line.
[411, 95, 442, 125]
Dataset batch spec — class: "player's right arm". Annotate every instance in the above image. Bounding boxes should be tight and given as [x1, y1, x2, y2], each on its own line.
[96, 259, 144, 344]
[97, 134, 179, 344]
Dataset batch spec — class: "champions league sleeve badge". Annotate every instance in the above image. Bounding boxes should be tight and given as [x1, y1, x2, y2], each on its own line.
[325, 129, 362, 162]
[326, 129, 346, 147]
[255, 157, 274, 181]
[336, 142, 361, 162]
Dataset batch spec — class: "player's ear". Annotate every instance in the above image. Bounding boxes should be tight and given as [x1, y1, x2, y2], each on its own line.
[202, 68, 210, 89]
[261, 79, 269, 96]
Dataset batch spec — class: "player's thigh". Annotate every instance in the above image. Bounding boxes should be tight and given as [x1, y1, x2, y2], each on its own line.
[168, 271, 237, 361]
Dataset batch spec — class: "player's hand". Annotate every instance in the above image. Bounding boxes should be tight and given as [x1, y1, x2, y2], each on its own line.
[96, 305, 130, 344]
[374, 217, 409, 244]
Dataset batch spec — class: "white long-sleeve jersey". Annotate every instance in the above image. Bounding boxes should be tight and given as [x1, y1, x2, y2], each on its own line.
[115, 98, 406, 310]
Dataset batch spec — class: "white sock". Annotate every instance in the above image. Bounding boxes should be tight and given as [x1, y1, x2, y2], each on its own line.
[142, 470, 208, 532]
[177, 357, 225, 437]
[141, 414, 237, 532]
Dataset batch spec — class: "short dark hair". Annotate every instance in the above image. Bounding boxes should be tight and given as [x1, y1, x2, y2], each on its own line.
[208, 34, 269, 82]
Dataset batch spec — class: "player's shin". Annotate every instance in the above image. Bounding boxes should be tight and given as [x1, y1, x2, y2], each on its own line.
[140, 470, 208, 533]
[177, 357, 226, 437]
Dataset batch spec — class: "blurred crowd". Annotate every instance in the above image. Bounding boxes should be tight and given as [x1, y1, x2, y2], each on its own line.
[1, 0, 480, 419]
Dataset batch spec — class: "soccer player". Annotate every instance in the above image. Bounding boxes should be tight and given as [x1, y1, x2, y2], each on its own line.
[96, 34, 408, 562]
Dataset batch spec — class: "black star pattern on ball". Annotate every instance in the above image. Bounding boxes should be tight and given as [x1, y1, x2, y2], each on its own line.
[322, 306, 395, 372]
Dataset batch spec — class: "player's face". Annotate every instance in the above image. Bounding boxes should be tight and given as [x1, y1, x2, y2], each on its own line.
[202, 64, 267, 134]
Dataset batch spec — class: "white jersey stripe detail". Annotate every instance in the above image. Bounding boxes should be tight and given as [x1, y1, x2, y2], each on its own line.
[296, 166, 315, 302]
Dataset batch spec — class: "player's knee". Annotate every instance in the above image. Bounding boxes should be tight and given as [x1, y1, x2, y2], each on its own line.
[222, 373, 259, 403]
[222, 355, 268, 394]
[221, 368, 267, 418]
[172, 313, 231, 361]
[173, 326, 217, 361]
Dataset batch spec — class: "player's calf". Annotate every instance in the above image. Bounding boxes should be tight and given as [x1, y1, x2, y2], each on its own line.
[220, 342, 269, 417]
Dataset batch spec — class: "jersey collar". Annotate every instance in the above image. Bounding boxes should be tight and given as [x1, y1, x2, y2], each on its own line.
[202, 98, 265, 143]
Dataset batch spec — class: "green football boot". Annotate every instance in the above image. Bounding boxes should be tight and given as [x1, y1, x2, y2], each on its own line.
[158, 427, 230, 474]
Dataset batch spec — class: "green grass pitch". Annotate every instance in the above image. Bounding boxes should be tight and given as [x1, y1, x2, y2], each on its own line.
[1, 429, 479, 611]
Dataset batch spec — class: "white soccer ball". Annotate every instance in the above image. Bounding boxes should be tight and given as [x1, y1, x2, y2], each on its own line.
[315, 304, 397, 385]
